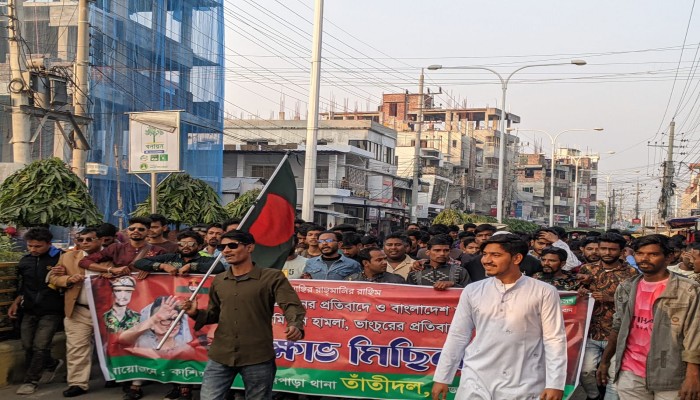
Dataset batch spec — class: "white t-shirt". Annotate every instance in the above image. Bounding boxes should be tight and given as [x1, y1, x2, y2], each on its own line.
[282, 255, 307, 279]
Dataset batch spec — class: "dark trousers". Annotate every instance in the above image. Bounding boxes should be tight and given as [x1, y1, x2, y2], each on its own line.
[201, 359, 276, 400]
[20, 313, 62, 383]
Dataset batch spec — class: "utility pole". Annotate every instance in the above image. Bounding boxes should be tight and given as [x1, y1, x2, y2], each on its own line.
[658, 120, 675, 221]
[635, 178, 640, 220]
[410, 69, 424, 223]
[301, 0, 324, 222]
[7, 0, 31, 165]
[611, 188, 616, 227]
[72, 0, 90, 180]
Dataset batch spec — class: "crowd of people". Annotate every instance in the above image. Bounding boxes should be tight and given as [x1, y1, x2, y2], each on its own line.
[5, 214, 700, 400]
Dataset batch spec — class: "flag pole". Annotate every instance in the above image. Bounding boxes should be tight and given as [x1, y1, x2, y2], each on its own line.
[157, 151, 293, 350]
[237, 151, 293, 226]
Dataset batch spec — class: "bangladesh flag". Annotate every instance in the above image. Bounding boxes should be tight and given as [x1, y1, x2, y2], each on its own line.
[238, 156, 297, 269]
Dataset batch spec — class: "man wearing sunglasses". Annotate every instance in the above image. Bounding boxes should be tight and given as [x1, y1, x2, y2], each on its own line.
[134, 231, 225, 277]
[48, 227, 103, 397]
[78, 217, 165, 400]
[184, 231, 306, 400]
[80, 217, 165, 278]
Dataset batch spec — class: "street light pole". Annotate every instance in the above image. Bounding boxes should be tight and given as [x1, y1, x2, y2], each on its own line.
[410, 69, 424, 223]
[510, 128, 603, 226]
[428, 60, 586, 223]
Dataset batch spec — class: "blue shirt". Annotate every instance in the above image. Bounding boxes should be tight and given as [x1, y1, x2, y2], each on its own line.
[303, 254, 361, 280]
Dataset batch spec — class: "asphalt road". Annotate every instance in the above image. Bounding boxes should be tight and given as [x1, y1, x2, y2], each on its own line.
[0, 379, 590, 400]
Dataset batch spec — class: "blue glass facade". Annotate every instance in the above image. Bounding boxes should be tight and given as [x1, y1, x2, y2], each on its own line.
[4, 0, 224, 225]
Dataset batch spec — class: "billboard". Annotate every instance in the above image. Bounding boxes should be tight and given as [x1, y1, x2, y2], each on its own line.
[128, 111, 181, 173]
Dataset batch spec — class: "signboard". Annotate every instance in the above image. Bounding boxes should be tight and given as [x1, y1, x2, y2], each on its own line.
[86, 162, 108, 175]
[88, 276, 592, 400]
[128, 111, 181, 173]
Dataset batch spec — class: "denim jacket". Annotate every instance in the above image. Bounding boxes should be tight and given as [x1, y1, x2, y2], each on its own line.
[611, 273, 700, 391]
[303, 254, 361, 281]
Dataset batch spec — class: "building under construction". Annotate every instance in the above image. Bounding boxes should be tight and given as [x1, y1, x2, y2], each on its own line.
[0, 0, 224, 224]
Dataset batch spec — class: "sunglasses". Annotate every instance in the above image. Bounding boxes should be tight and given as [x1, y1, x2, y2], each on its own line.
[128, 227, 147, 232]
[75, 237, 95, 243]
[216, 242, 245, 251]
[318, 238, 336, 244]
[178, 241, 198, 248]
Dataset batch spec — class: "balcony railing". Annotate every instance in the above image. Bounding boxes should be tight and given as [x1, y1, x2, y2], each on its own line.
[295, 179, 369, 198]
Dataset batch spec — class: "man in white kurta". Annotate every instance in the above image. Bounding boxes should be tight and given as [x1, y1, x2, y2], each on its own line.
[432, 233, 568, 400]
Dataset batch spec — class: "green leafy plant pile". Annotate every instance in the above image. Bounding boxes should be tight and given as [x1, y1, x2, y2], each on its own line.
[501, 218, 540, 233]
[224, 188, 261, 219]
[132, 173, 228, 226]
[0, 157, 103, 226]
[432, 210, 540, 233]
[0, 234, 22, 262]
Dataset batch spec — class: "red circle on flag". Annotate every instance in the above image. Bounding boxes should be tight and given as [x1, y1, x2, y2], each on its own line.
[249, 193, 295, 247]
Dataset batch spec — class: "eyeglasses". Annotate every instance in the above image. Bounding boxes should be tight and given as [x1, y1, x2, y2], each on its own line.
[216, 242, 244, 251]
[178, 242, 198, 248]
[318, 238, 336, 244]
[128, 227, 147, 232]
[75, 237, 95, 243]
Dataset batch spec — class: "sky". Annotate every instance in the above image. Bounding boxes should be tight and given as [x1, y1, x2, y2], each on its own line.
[222, 0, 700, 218]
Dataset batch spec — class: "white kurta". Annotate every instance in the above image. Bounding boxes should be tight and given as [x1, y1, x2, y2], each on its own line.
[433, 275, 567, 400]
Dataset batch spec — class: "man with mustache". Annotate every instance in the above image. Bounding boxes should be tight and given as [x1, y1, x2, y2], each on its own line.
[184, 231, 305, 400]
[78, 217, 164, 400]
[577, 233, 638, 400]
[597, 234, 700, 400]
[407, 234, 470, 290]
[383, 232, 414, 279]
[200, 223, 224, 257]
[579, 237, 601, 264]
[532, 247, 580, 291]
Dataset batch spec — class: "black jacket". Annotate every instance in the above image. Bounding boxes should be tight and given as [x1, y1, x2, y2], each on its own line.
[17, 247, 64, 316]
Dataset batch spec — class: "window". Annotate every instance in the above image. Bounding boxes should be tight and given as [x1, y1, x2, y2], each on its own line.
[349, 140, 368, 150]
[522, 187, 533, 193]
[525, 169, 535, 178]
[251, 165, 276, 179]
[316, 167, 329, 181]
[452, 140, 457, 148]
[389, 103, 398, 117]
[384, 147, 394, 164]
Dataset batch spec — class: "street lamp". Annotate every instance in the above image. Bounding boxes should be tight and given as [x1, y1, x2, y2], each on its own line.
[428, 59, 587, 223]
[509, 127, 604, 226]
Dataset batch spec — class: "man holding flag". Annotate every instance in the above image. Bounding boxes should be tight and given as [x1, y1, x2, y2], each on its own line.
[183, 231, 305, 400]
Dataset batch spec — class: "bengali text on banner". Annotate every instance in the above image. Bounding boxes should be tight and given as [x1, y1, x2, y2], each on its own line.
[86, 275, 593, 399]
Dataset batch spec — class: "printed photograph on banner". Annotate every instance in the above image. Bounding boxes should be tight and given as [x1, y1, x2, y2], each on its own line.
[88, 274, 215, 384]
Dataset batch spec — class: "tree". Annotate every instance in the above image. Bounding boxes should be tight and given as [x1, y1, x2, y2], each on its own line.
[132, 173, 228, 226]
[0, 158, 103, 226]
[595, 200, 607, 226]
[144, 126, 164, 143]
[225, 188, 261, 219]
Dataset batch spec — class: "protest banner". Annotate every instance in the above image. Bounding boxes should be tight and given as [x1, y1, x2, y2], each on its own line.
[87, 275, 593, 399]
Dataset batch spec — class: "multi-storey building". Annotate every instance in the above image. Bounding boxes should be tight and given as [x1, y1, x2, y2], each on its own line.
[516, 148, 599, 226]
[223, 119, 412, 232]
[0, 0, 225, 223]
[322, 93, 519, 217]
